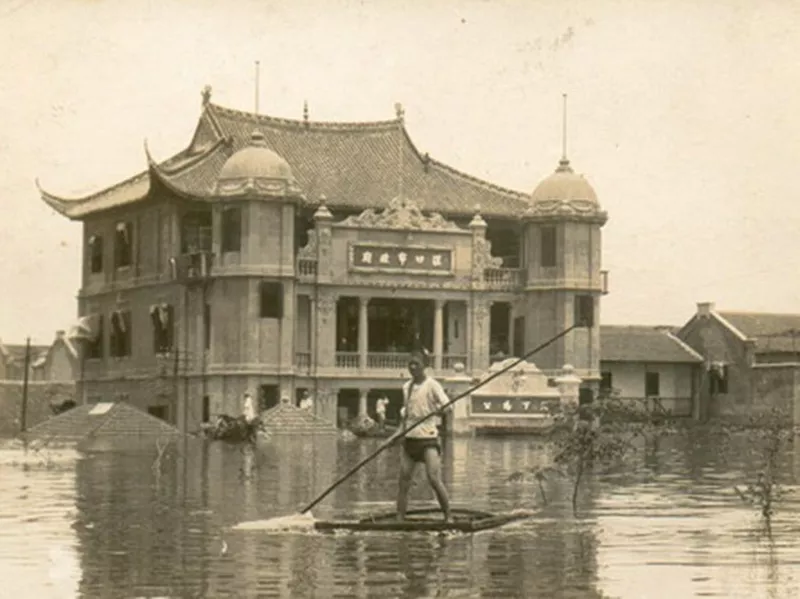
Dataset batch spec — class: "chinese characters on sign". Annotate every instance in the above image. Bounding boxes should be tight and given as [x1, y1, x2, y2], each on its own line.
[351, 245, 452, 273]
[470, 396, 559, 416]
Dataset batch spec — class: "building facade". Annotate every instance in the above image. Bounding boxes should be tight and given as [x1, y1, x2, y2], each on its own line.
[39, 89, 608, 432]
[599, 325, 703, 418]
[678, 302, 800, 422]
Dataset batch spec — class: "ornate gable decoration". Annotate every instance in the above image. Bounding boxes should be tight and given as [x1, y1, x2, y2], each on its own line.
[337, 196, 465, 232]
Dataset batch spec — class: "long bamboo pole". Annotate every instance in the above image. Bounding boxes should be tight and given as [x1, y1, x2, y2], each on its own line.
[300, 323, 579, 514]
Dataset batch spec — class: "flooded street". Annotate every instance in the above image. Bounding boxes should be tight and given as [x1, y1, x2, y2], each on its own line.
[2, 432, 800, 599]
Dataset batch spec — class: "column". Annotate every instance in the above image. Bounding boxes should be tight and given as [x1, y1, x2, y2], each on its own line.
[358, 387, 369, 417]
[433, 299, 445, 370]
[358, 297, 369, 370]
[315, 291, 337, 369]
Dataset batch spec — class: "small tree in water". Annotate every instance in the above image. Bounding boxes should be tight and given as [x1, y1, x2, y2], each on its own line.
[732, 406, 794, 523]
[509, 395, 678, 516]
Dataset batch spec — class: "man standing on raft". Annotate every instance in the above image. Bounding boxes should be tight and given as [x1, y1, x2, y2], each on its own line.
[395, 350, 452, 522]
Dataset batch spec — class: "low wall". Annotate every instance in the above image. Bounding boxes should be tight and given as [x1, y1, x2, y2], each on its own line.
[0, 381, 76, 436]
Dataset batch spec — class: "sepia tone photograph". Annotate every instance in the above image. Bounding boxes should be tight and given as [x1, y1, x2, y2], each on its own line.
[2, 0, 800, 597]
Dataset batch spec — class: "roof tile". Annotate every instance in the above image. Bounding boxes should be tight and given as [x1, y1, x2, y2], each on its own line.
[718, 311, 800, 353]
[601, 325, 703, 363]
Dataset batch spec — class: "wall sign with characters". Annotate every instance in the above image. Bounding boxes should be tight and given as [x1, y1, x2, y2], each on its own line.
[470, 395, 559, 417]
[349, 244, 453, 275]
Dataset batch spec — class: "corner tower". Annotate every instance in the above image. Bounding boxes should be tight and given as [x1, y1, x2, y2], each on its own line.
[521, 153, 608, 381]
[210, 130, 304, 405]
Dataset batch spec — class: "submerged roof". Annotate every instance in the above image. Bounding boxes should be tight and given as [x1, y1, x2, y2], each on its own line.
[600, 325, 703, 364]
[39, 95, 529, 220]
[23, 401, 181, 442]
[260, 401, 337, 435]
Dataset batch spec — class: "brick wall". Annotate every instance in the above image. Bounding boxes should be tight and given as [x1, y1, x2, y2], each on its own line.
[0, 381, 76, 436]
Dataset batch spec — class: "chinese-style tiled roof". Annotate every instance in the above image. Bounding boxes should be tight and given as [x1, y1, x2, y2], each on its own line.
[260, 402, 337, 435]
[600, 325, 703, 364]
[717, 311, 800, 354]
[0, 342, 50, 365]
[39, 99, 530, 220]
[23, 401, 181, 442]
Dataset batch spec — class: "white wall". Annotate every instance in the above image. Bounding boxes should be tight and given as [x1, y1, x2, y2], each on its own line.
[600, 361, 694, 398]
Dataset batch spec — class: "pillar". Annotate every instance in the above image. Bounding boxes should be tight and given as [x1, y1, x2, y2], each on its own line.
[358, 297, 369, 370]
[434, 299, 445, 370]
[358, 387, 369, 417]
[315, 291, 337, 368]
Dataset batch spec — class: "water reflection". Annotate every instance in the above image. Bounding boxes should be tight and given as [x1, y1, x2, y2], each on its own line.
[2, 431, 800, 598]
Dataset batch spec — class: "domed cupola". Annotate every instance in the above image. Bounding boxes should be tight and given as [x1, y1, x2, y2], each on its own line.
[531, 157, 598, 205]
[526, 157, 606, 223]
[215, 130, 302, 200]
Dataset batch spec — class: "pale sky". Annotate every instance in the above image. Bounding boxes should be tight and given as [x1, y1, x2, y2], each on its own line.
[1, 0, 799, 344]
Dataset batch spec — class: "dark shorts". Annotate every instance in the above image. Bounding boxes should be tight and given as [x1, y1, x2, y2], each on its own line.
[403, 438, 441, 463]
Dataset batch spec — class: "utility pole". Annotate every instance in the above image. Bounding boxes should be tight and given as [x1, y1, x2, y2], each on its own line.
[20, 337, 31, 433]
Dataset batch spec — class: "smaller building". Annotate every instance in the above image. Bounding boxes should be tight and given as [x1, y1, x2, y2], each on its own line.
[599, 325, 703, 418]
[0, 340, 48, 380]
[0, 332, 79, 382]
[678, 302, 800, 422]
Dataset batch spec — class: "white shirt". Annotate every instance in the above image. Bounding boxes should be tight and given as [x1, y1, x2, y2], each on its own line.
[402, 377, 449, 439]
[376, 398, 389, 415]
[242, 395, 256, 422]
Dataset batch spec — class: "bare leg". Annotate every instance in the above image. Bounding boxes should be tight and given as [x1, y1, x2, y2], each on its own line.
[423, 447, 451, 521]
[396, 448, 416, 521]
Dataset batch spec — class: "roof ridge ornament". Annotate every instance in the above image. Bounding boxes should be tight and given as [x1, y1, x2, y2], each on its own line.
[338, 195, 464, 232]
[303, 100, 309, 128]
[202, 85, 212, 106]
[394, 102, 405, 124]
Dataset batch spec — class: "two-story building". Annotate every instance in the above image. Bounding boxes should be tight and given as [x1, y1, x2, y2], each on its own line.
[38, 88, 608, 432]
[678, 302, 800, 422]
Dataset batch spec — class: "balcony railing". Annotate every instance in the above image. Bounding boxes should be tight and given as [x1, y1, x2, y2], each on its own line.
[295, 352, 311, 372]
[329, 352, 471, 372]
[335, 352, 359, 369]
[298, 259, 318, 278]
[484, 268, 523, 289]
[608, 396, 693, 418]
[367, 352, 408, 370]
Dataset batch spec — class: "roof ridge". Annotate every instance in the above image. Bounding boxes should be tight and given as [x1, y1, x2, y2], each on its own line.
[149, 138, 227, 178]
[663, 331, 705, 361]
[718, 309, 800, 317]
[209, 102, 401, 131]
[427, 157, 528, 200]
[37, 170, 150, 204]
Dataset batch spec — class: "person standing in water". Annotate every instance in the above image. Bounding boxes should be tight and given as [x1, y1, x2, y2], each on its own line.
[395, 350, 452, 522]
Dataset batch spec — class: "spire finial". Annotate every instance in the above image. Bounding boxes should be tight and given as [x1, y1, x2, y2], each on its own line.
[394, 102, 405, 123]
[561, 92, 568, 162]
[254, 61, 261, 115]
[201, 85, 212, 106]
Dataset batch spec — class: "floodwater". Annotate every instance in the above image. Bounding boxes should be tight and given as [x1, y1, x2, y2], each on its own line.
[2, 430, 800, 599]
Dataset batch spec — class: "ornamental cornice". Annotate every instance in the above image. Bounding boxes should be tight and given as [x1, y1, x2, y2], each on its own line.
[336, 196, 467, 233]
[215, 177, 304, 200]
[524, 199, 608, 224]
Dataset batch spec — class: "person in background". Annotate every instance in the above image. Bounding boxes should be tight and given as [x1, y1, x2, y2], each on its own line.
[242, 391, 257, 423]
[375, 395, 389, 429]
[394, 350, 452, 522]
[299, 390, 314, 411]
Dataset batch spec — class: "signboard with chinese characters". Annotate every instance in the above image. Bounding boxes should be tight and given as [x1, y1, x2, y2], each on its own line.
[349, 244, 453, 275]
[470, 395, 560, 417]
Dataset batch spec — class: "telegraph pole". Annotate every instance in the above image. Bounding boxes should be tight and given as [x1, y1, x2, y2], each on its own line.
[20, 337, 31, 433]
